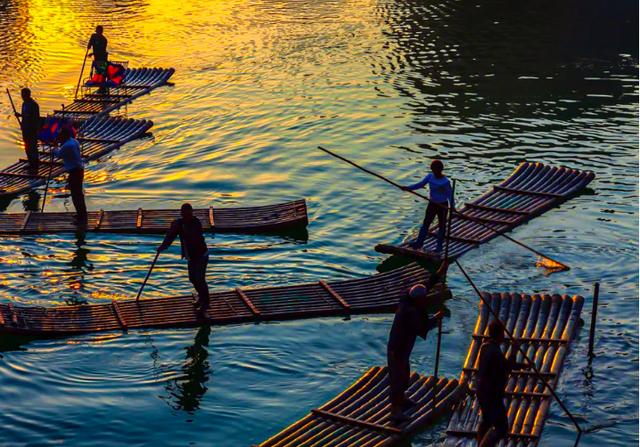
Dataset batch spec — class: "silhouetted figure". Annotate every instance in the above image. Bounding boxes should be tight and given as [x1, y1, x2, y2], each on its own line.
[158, 203, 210, 314]
[88, 25, 108, 63]
[15, 88, 40, 171]
[476, 320, 528, 447]
[387, 261, 447, 423]
[401, 159, 455, 252]
[54, 127, 87, 224]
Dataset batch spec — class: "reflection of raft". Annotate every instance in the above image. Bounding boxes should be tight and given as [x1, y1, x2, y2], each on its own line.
[0, 263, 449, 337]
[1, 65, 174, 198]
[257, 366, 464, 447]
[444, 292, 584, 446]
[376, 162, 595, 260]
[0, 199, 308, 235]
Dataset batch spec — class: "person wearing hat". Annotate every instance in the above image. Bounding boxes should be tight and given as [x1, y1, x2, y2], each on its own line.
[401, 159, 455, 252]
[387, 260, 448, 422]
[158, 204, 210, 314]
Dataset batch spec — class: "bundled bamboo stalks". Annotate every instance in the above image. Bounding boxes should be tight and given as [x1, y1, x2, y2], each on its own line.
[0, 263, 450, 337]
[444, 292, 584, 446]
[258, 366, 464, 447]
[0, 200, 308, 235]
[376, 162, 595, 261]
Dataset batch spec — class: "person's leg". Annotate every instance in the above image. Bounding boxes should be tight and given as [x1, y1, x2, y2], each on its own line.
[411, 203, 438, 248]
[387, 349, 409, 421]
[188, 256, 209, 309]
[69, 169, 87, 222]
[25, 137, 39, 171]
[435, 203, 448, 252]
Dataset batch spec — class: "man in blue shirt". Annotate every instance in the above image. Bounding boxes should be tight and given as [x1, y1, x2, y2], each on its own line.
[54, 128, 87, 224]
[401, 159, 455, 252]
[14, 88, 41, 171]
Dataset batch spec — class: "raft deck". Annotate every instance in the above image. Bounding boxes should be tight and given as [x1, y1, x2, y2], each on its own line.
[56, 67, 175, 121]
[444, 292, 584, 446]
[0, 199, 308, 235]
[0, 263, 449, 337]
[376, 162, 595, 260]
[257, 366, 464, 447]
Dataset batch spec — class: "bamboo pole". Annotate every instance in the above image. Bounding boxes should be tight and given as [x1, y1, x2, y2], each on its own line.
[317, 146, 570, 271]
[75, 47, 90, 100]
[587, 282, 600, 359]
[136, 250, 160, 301]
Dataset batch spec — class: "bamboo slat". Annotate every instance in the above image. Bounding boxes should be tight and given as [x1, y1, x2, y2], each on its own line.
[375, 162, 595, 261]
[0, 200, 308, 235]
[257, 366, 465, 447]
[0, 263, 450, 337]
[444, 292, 584, 447]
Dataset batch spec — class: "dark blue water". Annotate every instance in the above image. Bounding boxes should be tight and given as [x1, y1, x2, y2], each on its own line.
[0, 0, 637, 445]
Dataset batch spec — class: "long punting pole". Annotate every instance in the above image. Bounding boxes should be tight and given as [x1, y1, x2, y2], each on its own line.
[317, 146, 570, 270]
[454, 259, 583, 440]
[136, 250, 160, 301]
[6, 88, 22, 127]
[587, 282, 600, 359]
[434, 179, 454, 380]
[74, 47, 90, 100]
[40, 148, 55, 213]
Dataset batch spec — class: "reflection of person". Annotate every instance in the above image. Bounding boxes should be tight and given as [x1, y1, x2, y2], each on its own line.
[476, 320, 529, 447]
[15, 88, 40, 170]
[54, 127, 87, 224]
[167, 325, 211, 412]
[88, 25, 108, 63]
[401, 159, 455, 252]
[158, 203, 210, 314]
[387, 261, 447, 423]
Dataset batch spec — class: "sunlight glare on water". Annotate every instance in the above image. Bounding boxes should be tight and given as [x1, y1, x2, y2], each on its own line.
[0, 0, 637, 445]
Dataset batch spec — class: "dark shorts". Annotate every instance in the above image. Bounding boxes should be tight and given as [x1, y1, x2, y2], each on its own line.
[478, 396, 508, 437]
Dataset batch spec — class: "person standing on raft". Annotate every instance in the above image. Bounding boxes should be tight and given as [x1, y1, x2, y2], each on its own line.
[401, 159, 455, 252]
[14, 88, 41, 171]
[475, 320, 529, 447]
[387, 260, 447, 423]
[158, 204, 210, 314]
[88, 25, 108, 65]
[54, 127, 87, 224]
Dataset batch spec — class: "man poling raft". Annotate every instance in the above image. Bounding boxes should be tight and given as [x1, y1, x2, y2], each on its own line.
[14, 88, 41, 171]
[475, 320, 530, 447]
[53, 127, 87, 224]
[88, 25, 108, 71]
[401, 159, 455, 252]
[387, 260, 447, 423]
[157, 203, 211, 315]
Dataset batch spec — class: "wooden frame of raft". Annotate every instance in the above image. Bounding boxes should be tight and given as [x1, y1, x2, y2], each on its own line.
[257, 366, 465, 447]
[376, 162, 595, 260]
[0, 263, 449, 337]
[0, 199, 308, 235]
[444, 292, 585, 446]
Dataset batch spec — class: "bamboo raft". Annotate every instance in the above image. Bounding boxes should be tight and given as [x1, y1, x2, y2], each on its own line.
[1, 66, 174, 198]
[0, 263, 449, 337]
[258, 366, 464, 447]
[0, 117, 152, 197]
[56, 67, 176, 121]
[444, 292, 584, 446]
[0, 199, 308, 235]
[376, 162, 595, 260]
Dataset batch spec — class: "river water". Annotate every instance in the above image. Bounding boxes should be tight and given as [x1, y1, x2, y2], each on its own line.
[0, 0, 637, 445]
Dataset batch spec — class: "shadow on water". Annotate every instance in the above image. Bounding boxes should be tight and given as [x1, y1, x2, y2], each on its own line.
[165, 324, 212, 413]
